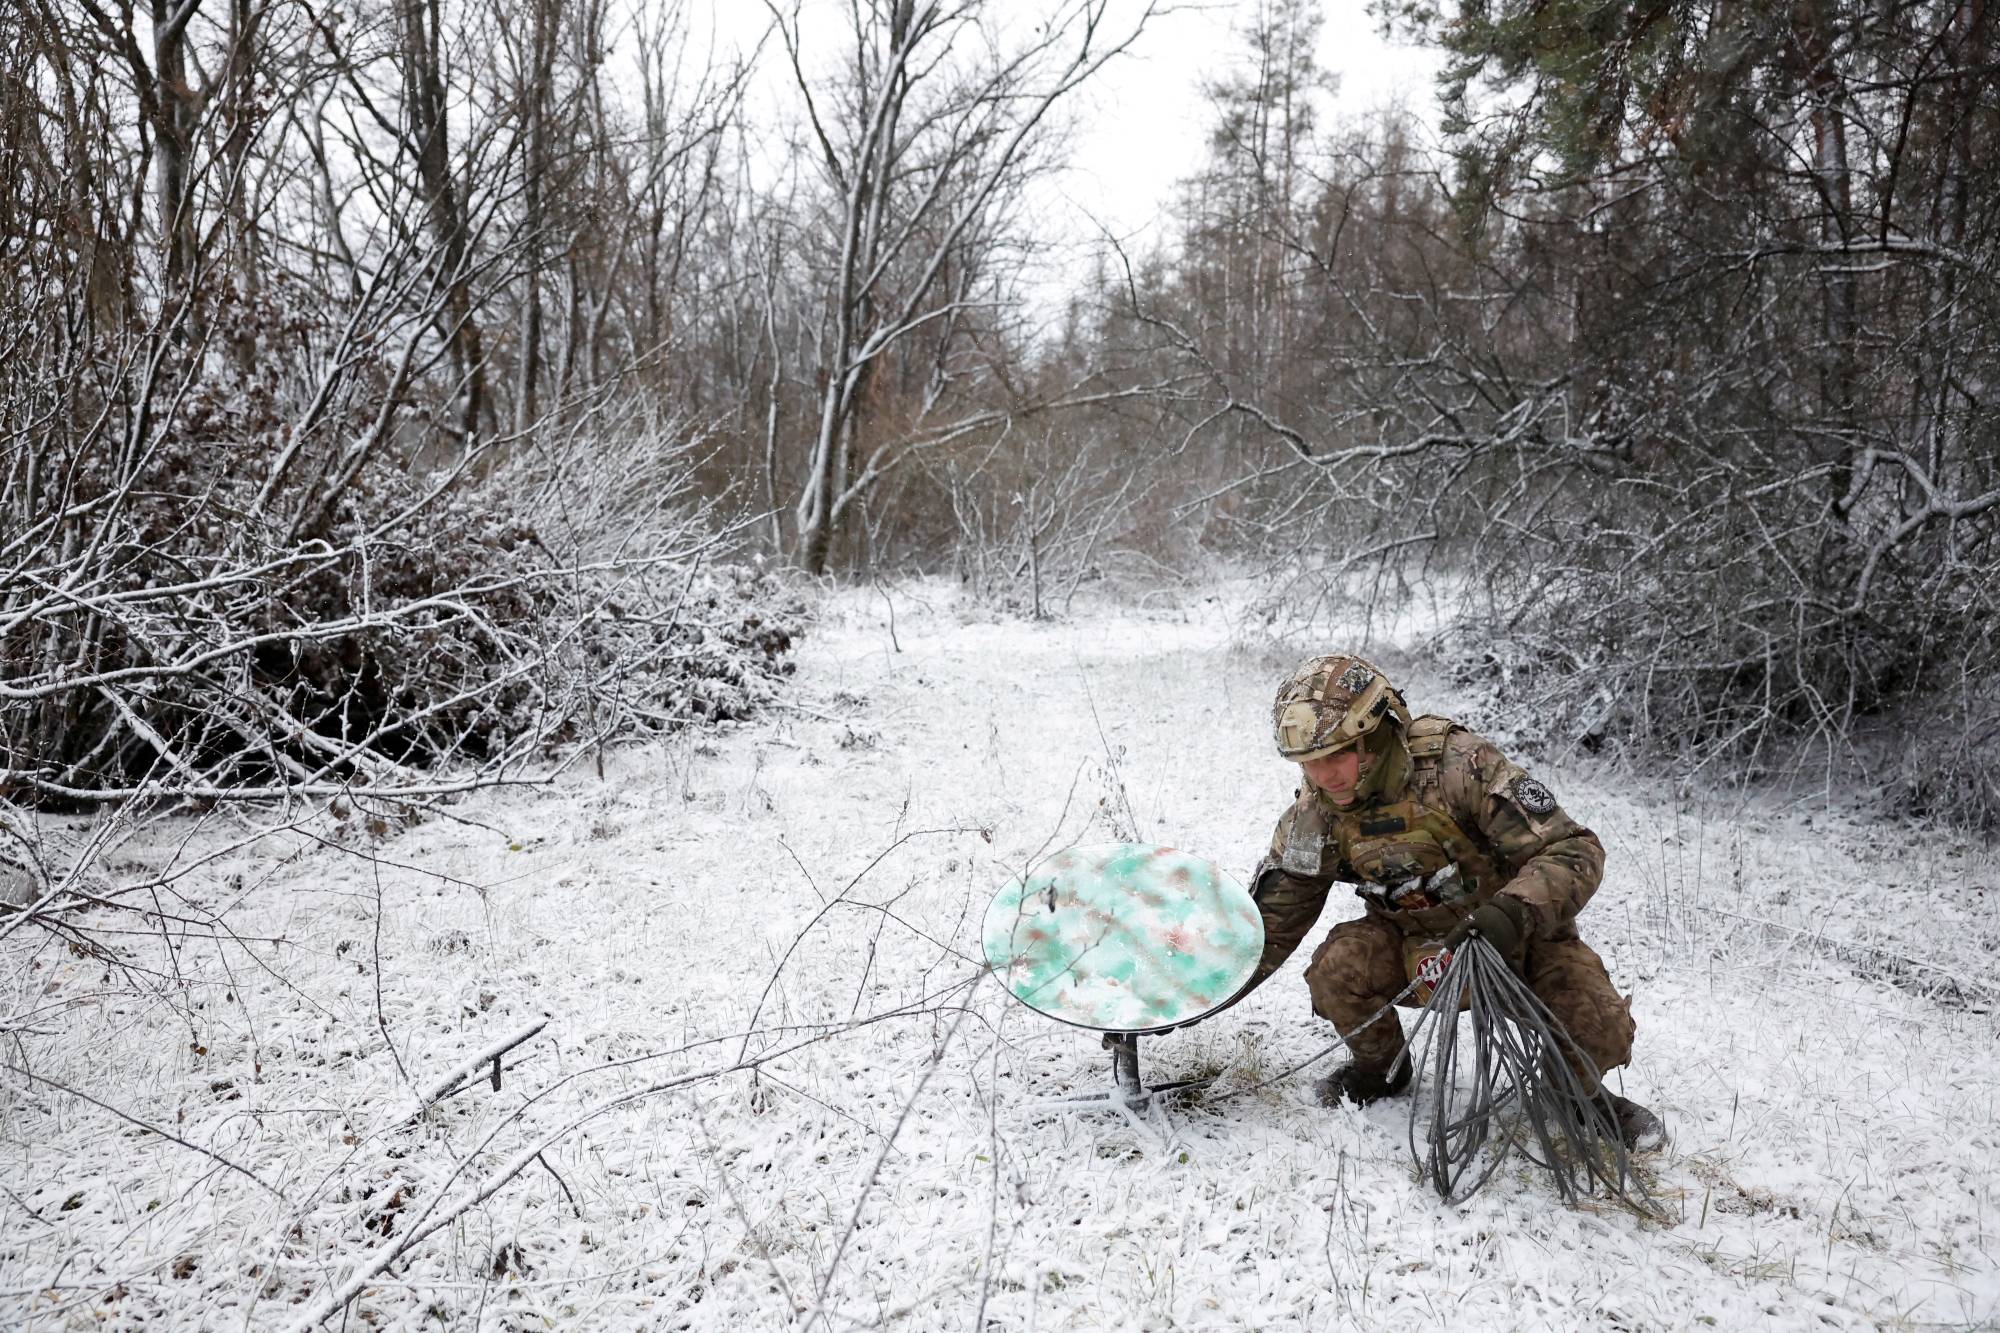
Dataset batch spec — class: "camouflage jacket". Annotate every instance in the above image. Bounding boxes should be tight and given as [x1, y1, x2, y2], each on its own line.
[1249, 716, 1604, 986]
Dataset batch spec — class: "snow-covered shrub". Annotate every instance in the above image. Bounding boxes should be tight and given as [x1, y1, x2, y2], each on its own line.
[0, 353, 801, 805]
[922, 439, 1159, 619]
[1426, 444, 2000, 828]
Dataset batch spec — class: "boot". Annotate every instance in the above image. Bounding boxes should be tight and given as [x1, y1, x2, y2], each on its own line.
[1599, 1091, 1667, 1152]
[1316, 1056, 1411, 1107]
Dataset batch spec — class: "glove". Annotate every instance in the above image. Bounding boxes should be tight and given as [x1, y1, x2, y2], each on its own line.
[1443, 894, 1533, 958]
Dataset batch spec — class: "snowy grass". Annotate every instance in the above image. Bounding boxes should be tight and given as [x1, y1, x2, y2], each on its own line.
[2, 574, 1996, 1330]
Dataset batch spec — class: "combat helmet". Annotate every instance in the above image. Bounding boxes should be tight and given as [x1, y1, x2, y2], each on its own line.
[1271, 655, 1411, 762]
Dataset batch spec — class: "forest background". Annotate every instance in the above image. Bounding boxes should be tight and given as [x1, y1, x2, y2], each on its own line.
[4, 0, 1998, 836]
[4, 2, 2000, 1327]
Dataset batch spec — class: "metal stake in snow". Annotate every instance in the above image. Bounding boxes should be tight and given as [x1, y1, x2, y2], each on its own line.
[981, 843, 1263, 1109]
[408, 1019, 549, 1120]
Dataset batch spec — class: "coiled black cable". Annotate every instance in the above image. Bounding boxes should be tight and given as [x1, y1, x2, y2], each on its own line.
[1400, 936, 1659, 1215]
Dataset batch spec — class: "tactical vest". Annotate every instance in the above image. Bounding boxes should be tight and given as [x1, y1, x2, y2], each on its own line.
[1326, 717, 1507, 937]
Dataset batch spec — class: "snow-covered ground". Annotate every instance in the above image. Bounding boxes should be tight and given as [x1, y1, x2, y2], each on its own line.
[4, 576, 1997, 1331]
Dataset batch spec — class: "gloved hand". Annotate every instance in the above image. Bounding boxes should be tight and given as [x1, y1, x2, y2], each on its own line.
[1443, 894, 1533, 958]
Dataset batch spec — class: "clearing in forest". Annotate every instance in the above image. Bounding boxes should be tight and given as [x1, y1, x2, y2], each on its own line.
[4, 579, 1996, 1331]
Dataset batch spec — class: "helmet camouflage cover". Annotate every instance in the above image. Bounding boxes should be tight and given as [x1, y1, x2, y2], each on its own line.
[1271, 654, 1411, 761]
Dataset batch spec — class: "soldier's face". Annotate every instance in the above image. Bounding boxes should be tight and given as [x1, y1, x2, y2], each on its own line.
[1300, 746, 1372, 806]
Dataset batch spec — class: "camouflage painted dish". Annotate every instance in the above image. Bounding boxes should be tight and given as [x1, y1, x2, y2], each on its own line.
[983, 843, 1264, 1034]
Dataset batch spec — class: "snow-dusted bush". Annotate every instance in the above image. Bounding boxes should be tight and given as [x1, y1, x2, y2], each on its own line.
[0, 481, 800, 806]
[0, 188, 798, 811]
[0, 337, 801, 807]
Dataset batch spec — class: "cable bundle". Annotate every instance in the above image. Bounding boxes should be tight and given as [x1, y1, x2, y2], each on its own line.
[1402, 937, 1656, 1214]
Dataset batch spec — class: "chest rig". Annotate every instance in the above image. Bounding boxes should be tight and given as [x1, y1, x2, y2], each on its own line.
[1330, 718, 1507, 935]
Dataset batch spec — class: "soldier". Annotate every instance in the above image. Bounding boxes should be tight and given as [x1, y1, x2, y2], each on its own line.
[1248, 653, 1664, 1149]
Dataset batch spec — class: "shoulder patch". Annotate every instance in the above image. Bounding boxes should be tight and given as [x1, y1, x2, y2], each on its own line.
[1279, 824, 1325, 876]
[1276, 797, 1330, 876]
[1508, 775, 1557, 817]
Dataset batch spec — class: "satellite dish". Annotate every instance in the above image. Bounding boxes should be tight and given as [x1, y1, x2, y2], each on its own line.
[982, 842, 1264, 1036]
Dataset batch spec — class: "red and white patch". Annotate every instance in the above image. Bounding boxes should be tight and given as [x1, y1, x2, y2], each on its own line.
[1415, 948, 1454, 988]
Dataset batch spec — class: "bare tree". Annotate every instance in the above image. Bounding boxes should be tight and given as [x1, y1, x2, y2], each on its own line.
[768, 0, 1157, 575]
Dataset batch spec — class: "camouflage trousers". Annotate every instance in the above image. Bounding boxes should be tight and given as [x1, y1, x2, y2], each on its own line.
[1304, 914, 1636, 1084]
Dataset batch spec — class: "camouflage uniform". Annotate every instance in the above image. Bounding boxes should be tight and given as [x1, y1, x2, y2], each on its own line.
[1253, 663, 1636, 1084]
